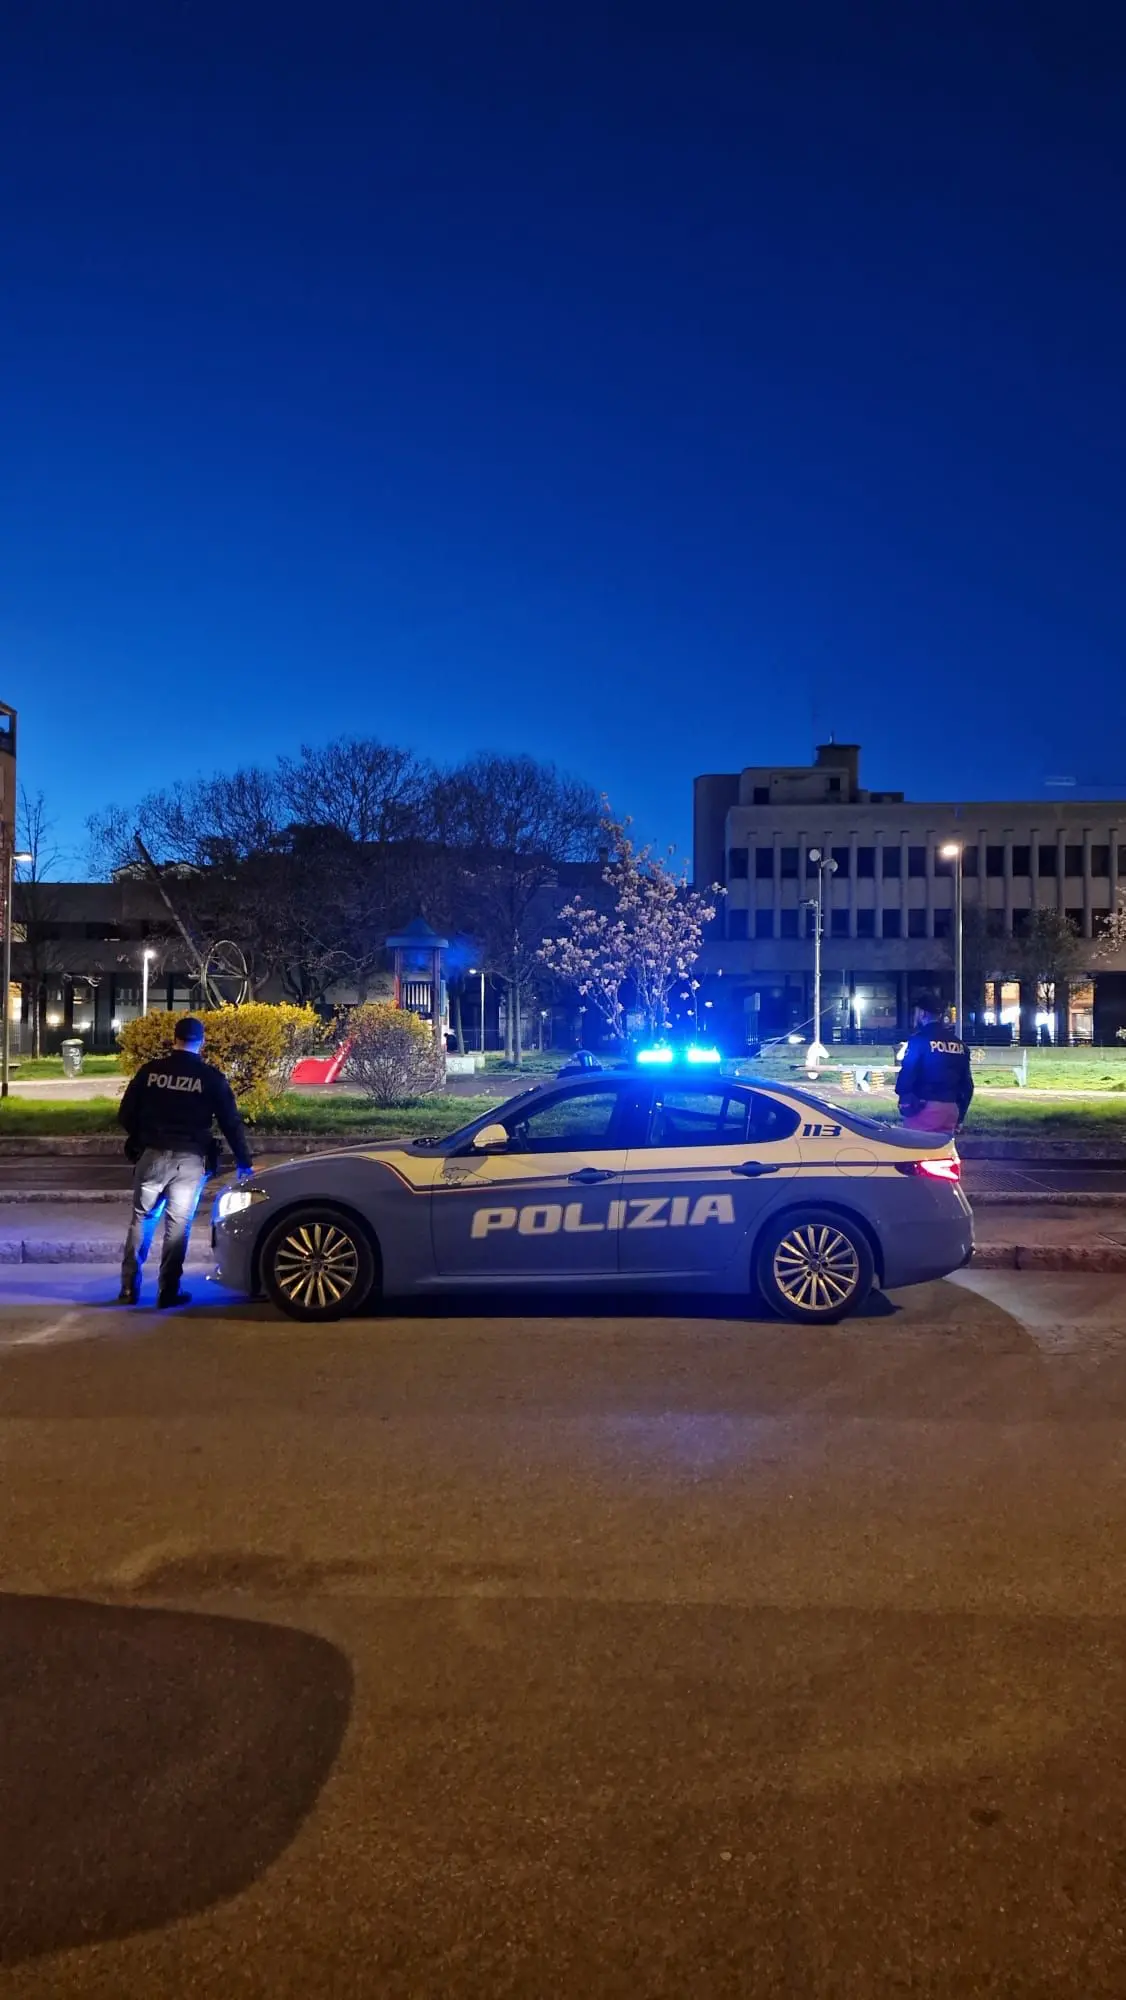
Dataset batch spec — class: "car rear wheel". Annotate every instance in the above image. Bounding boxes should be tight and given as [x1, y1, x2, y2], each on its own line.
[260, 1206, 377, 1322]
[755, 1208, 874, 1324]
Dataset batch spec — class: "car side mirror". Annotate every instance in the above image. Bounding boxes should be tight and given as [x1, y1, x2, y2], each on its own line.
[472, 1123, 510, 1152]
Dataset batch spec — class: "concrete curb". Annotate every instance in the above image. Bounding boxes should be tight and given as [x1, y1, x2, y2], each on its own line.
[971, 1245, 1126, 1273]
[0, 1190, 126, 1203]
[970, 1191, 1126, 1206]
[0, 1240, 212, 1266]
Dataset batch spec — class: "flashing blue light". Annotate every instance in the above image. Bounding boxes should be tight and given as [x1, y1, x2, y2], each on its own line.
[685, 1045, 722, 1065]
[636, 1045, 675, 1065]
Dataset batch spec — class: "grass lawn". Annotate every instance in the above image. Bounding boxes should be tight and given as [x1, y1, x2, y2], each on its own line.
[0, 1081, 1122, 1146]
[0, 1092, 502, 1141]
[254, 1093, 499, 1139]
[0, 1097, 127, 1133]
[12, 1054, 122, 1080]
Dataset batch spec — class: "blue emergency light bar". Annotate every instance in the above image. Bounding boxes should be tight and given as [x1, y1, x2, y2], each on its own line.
[634, 1044, 722, 1067]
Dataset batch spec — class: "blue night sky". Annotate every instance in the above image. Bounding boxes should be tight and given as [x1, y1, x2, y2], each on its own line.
[3, 2, 1125, 872]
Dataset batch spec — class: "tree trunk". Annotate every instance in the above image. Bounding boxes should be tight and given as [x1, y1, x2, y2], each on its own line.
[1053, 978, 1070, 1047]
[504, 982, 514, 1062]
[512, 952, 523, 1066]
[452, 984, 465, 1055]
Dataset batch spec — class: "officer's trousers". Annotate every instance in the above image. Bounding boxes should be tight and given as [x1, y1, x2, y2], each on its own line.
[121, 1148, 206, 1299]
[901, 1100, 961, 1133]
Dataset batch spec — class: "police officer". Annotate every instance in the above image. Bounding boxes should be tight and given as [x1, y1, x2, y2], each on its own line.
[117, 1016, 252, 1308]
[895, 992, 974, 1133]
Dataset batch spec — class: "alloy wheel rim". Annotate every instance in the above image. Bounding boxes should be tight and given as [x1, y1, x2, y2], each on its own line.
[773, 1223, 860, 1313]
[273, 1222, 361, 1311]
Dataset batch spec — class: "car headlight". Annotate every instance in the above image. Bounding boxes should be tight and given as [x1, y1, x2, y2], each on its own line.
[215, 1186, 268, 1223]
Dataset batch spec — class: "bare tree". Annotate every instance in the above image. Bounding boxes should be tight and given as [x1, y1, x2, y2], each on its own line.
[13, 788, 64, 1058]
[438, 754, 600, 1063]
[278, 739, 432, 844]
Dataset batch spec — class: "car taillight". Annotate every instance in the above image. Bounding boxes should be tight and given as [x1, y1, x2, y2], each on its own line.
[896, 1157, 961, 1182]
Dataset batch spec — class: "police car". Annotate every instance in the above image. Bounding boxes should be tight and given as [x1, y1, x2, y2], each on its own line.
[211, 1051, 973, 1325]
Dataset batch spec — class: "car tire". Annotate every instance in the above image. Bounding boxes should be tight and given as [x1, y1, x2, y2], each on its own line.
[260, 1206, 378, 1322]
[755, 1207, 874, 1324]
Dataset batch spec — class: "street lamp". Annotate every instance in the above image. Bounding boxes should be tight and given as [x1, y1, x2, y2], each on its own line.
[940, 842, 964, 1038]
[142, 947, 156, 1018]
[805, 849, 838, 1071]
[468, 967, 485, 1055]
[2, 848, 34, 1099]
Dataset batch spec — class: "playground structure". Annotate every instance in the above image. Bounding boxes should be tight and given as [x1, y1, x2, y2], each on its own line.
[291, 1041, 352, 1087]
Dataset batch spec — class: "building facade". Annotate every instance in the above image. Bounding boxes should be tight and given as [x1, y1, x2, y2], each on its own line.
[694, 744, 1126, 1046]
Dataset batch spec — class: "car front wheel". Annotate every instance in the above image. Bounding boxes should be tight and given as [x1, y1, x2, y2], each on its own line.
[260, 1206, 377, 1322]
[756, 1208, 874, 1324]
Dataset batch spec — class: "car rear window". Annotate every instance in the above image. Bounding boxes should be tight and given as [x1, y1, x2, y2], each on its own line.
[647, 1088, 800, 1147]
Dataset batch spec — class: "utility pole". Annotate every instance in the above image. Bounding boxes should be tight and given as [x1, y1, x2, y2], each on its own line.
[805, 849, 838, 1071]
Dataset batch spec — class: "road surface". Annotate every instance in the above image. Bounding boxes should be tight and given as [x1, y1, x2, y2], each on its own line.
[3, 1272, 1126, 1994]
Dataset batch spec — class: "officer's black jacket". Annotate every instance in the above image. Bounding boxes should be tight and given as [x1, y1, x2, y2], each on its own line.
[118, 1050, 252, 1167]
[895, 1021, 974, 1119]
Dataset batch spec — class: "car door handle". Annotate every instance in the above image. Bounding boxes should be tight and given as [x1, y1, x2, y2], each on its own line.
[730, 1160, 781, 1177]
[568, 1167, 615, 1184]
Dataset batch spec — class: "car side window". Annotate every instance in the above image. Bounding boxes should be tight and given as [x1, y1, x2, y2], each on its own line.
[504, 1086, 624, 1153]
[646, 1087, 801, 1148]
[647, 1089, 750, 1147]
[746, 1092, 801, 1144]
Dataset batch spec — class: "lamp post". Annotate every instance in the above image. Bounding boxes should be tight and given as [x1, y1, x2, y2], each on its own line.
[142, 947, 155, 1018]
[2, 848, 33, 1099]
[940, 842, 964, 1038]
[805, 849, 838, 1070]
[469, 967, 485, 1054]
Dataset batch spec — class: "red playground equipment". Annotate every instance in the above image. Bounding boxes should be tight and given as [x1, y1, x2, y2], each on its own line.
[291, 1041, 352, 1087]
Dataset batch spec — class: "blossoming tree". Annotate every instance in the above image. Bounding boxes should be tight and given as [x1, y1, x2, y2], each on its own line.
[540, 815, 722, 1043]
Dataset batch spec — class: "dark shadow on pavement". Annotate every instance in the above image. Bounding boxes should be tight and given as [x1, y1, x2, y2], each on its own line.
[187, 1284, 903, 1327]
[0, 1594, 352, 1964]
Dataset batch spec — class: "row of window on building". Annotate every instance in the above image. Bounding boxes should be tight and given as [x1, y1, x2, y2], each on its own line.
[728, 843, 1126, 882]
[727, 906, 1099, 942]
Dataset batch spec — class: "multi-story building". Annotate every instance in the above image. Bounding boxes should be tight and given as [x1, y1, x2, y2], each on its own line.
[694, 744, 1126, 1046]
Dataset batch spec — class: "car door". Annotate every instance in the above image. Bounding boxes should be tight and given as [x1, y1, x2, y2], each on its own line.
[430, 1081, 636, 1280]
[619, 1082, 803, 1278]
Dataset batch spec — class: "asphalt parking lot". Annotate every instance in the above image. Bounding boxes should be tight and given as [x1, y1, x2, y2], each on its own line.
[3, 1271, 1126, 1995]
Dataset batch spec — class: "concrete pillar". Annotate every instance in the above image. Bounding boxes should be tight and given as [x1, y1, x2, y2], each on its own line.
[1030, 826, 1040, 911]
[924, 830, 935, 938]
[1083, 827, 1093, 938]
[1003, 836, 1014, 935]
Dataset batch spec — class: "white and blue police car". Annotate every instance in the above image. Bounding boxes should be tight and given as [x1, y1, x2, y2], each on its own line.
[211, 1047, 973, 1325]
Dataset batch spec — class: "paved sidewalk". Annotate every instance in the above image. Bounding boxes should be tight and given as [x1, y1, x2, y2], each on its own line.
[0, 1198, 1124, 1271]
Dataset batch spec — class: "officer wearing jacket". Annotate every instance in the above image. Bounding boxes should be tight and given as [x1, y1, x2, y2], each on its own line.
[117, 1017, 252, 1309]
[895, 993, 974, 1133]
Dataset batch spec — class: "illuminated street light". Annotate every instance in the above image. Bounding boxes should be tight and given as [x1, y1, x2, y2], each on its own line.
[805, 849, 838, 1070]
[939, 842, 964, 1038]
